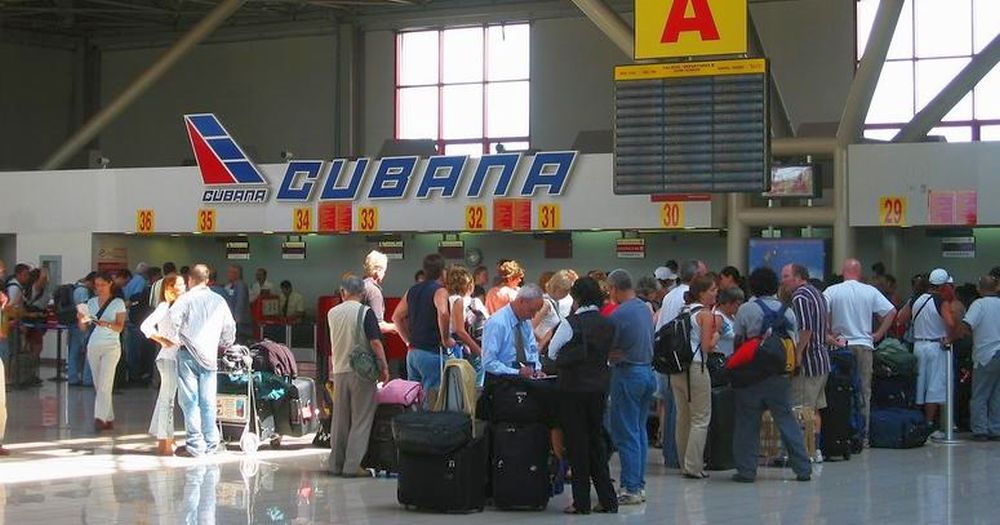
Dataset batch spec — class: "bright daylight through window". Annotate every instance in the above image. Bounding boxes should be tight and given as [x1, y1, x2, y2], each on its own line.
[857, 0, 1000, 142]
[396, 23, 530, 155]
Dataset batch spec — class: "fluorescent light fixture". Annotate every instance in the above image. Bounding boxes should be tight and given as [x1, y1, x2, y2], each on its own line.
[262, 230, 274, 235]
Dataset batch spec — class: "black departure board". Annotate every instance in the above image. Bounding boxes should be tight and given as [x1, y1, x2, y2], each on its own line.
[613, 58, 770, 194]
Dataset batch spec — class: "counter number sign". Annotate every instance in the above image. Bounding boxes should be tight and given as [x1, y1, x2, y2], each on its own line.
[660, 202, 685, 229]
[879, 196, 906, 226]
[293, 207, 313, 233]
[465, 205, 487, 231]
[136, 209, 155, 234]
[197, 208, 216, 233]
[358, 206, 379, 232]
[538, 203, 561, 230]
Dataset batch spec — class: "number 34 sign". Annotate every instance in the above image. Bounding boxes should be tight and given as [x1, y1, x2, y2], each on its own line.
[879, 196, 907, 226]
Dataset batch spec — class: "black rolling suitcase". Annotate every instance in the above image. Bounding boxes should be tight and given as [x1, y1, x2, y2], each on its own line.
[394, 411, 486, 513]
[362, 404, 408, 473]
[820, 374, 856, 460]
[491, 422, 551, 511]
[286, 376, 320, 436]
[704, 385, 735, 470]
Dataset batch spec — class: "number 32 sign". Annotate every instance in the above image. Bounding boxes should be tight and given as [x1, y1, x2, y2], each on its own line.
[879, 196, 906, 226]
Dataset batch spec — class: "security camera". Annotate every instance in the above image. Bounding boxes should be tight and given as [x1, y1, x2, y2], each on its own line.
[97, 156, 110, 169]
[281, 151, 295, 162]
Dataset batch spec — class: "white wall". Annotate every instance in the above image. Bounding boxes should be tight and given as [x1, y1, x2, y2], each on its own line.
[99, 35, 338, 167]
[0, 42, 75, 171]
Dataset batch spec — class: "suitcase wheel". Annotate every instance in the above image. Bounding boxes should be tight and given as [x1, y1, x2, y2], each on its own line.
[270, 435, 283, 449]
[240, 431, 260, 454]
[843, 452, 850, 461]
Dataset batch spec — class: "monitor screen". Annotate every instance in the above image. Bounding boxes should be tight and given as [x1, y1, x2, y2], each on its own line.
[748, 238, 828, 282]
[763, 165, 818, 198]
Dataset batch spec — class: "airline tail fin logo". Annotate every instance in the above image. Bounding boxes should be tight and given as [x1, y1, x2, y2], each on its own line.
[185, 113, 269, 203]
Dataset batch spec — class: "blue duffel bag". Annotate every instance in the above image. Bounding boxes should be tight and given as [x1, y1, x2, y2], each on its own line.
[869, 408, 933, 449]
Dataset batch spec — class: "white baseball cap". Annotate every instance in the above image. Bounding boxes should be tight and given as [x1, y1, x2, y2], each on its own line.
[928, 268, 953, 286]
[654, 266, 677, 281]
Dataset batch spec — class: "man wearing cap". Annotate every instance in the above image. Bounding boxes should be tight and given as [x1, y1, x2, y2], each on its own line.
[654, 266, 678, 296]
[823, 259, 896, 444]
[900, 268, 959, 438]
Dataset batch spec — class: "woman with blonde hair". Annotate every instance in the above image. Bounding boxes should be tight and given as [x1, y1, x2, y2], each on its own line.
[533, 269, 579, 354]
[485, 260, 524, 314]
[446, 265, 487, 386]
[141, 274, 187, 455]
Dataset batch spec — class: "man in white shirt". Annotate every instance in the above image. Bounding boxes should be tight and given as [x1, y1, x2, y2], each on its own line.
[278, 280, 306, 321]
[823, 259, 896, 443]
[960, 275, 1000, 441]
[655, 260, 707, 330]
[168, 264, 236, 457]
[249, 268, 274, 303]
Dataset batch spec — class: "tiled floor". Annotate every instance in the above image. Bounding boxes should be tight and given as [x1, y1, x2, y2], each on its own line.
[1, 368, 998, 524]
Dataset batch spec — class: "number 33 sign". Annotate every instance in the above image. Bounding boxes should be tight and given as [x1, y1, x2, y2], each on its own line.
[879, 196, 906, 226]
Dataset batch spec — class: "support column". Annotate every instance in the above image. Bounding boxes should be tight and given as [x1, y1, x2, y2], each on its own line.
[570, 0, 632, 57]
[41, 0, 246, 170]
[727, 193, 750, 272]
[883, 228, 904, 280]
[832, 146, 853, 265]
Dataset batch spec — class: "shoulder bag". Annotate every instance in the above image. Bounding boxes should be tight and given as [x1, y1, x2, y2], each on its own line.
[348, 305, 380, 382]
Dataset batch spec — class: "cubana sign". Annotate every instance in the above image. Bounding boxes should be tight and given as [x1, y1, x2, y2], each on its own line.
[184, 113, 577, 205]
[634, 0, 748, 60]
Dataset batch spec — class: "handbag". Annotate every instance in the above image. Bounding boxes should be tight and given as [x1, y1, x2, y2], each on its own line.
[348, 305, 380, 383]
[555, 316, 588, 368]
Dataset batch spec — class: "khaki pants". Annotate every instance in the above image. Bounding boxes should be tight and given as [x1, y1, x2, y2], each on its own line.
[670, 365, 711, 477]
[850, 346, 874, 438]
[0, 357, 6, 443]
[329, 371, 377, 475]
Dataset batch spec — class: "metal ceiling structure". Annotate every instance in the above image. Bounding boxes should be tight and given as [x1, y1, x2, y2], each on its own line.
[0, 0, 428, 39]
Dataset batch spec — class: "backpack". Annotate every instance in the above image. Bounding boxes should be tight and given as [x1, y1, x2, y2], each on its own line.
[127, 286, 154, 325]
[652, 306, 702, 375]
[754, 299, 796, 376]
[464, 301, 487, 344]
[54, 283, 86, 325]
[874, 337, 917, 379]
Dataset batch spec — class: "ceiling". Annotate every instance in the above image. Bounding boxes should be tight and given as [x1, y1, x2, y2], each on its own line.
[0, 0, 430, 39]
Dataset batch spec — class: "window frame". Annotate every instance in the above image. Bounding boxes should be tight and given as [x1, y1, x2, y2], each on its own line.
[394, 23, 532, 155]
[855, 0, 998, 141]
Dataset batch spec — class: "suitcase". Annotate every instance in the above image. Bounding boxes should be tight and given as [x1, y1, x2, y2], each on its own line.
[393, 411, 473, 456]
[872, 375, 916, 409]
[870, 408, 932, 449]
[820, 374, 858, 460]
[481, 376, 556, 424]
[398, 433, 488, 513]
[703, 385, 735, 470]
[276, 377, 320, 437]
[362, 404, 408, 473]
[491, 422, 551, 510]
[759, 406, 815, 465]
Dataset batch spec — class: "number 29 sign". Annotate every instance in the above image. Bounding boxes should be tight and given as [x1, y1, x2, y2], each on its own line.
[879, 196, 906, 227]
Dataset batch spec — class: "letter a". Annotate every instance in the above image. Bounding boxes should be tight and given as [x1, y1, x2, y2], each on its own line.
[661, 0, 721, 43]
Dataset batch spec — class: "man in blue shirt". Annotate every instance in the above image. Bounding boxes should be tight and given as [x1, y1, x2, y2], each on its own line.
[482, 284, 545, 379]
[123, 262, 148, 300]
[606, 269, 657, 506]
[68, 273, 96, 386]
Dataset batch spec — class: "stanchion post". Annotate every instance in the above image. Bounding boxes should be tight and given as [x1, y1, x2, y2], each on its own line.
[933, 343, 962, 445]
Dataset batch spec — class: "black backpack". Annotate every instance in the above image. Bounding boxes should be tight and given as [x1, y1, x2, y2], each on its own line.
[754, 299, 796, 376]
[652, 306, 702, 375]
[54, 283, 87, 325]
[127, 286, 154, 325]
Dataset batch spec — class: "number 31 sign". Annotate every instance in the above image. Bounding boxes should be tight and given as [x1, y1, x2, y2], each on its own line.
[879, 196, 906, 226]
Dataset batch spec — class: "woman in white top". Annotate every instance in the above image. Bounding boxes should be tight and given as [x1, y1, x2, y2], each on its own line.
[446, 266, 485, 387]
[533, 269, 579, 353]
[669, 274, 718, 479]
[713, 286, 744, 358]
[140, 274, 186, 456]
[77, 272, 126, 432]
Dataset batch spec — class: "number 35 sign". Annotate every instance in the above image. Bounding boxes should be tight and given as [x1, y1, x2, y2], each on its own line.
[879, 196, 907, 227]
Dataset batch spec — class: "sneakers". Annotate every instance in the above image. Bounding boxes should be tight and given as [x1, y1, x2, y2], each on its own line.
[617, 491, 644, 506]
[640, 489, 647, 503]
[930, 430, 947, 440]
[731, 473, 755, 483]
[796, 473, 812, 482]
[813, 449, 824, 464]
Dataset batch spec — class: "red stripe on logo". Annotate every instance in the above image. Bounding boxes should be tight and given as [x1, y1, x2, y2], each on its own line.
[186, 120, 236, 185]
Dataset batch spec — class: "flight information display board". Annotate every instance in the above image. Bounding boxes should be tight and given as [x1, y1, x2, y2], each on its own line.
[613, 58, 769, 195]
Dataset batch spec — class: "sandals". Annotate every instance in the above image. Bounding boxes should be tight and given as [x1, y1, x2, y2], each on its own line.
[564, 505, 590, 515]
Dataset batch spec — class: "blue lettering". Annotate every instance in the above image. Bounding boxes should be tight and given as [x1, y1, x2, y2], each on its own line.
[276, 161, 323, 201]
[368, 156, 417, 200]
[467, 153, 520, 198]
[320, 159, 369, 201]
[416, 156, 467, 199]
[520, 151, 577, 196]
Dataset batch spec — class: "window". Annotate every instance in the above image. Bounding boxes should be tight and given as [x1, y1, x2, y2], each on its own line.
[396, 24, 530, 155]
[856, 0, 1000, 141]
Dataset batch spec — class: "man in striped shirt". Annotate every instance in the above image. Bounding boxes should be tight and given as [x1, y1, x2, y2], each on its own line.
[782, 264, 831, 463]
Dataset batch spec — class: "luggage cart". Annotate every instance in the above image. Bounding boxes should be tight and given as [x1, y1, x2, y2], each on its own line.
[217, 346, 282, 452]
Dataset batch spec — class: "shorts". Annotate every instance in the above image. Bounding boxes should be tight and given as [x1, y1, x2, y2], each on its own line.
[791, 373, 828, 410]
[915, 341, 948, 405]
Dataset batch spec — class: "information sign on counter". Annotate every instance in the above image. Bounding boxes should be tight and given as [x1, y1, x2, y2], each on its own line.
[616, 238, 646, 259]
[493, 198, 532, 231]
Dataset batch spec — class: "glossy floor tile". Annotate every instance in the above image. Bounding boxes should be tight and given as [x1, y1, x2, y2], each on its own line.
[1, 368, 997, 524]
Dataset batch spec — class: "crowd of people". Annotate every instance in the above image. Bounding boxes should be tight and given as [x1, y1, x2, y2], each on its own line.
[1, 251, 999, 510]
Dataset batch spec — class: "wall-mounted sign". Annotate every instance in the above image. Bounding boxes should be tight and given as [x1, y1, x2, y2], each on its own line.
[928, 190, 977, 226]
[377, 239, 404, 260]
[226, 240, 250, 260]
[358, 206, 379, 233]
[941, 236, 975, 258]
[97, 247, 128, 272]
[438, 240, 465, 260]
[465, 205, 488, 231]
[659, 201, 686, 229]
[196, 208, 217, 233]
[634, 0, 748, 60]
[282, 240, 306, 260]
[318, 202, 352, 233]
[494, 198, 532, 231]
[879, 196, 907, 227]
[537, 203, 561, 230]
[616, 238, 646, 259]
[136, 209, 155, 234]
[292, 207, 313, 233]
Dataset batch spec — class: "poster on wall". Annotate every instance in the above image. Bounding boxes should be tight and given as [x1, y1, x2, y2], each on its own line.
[928, 190, 978, 226]
[97, 247, 128, 272]
[748, 238, 828, 281]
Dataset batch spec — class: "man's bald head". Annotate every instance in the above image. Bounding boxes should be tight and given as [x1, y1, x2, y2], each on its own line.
[842, 259, 862, 281]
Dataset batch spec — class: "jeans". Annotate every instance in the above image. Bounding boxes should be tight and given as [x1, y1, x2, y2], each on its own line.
[150, 358, 179, 439]
[452, 343, 485, 388]
[124, 322, 144, 382]
[732, 375, 811, 480]
[608, 364, 657, 493]
[0, 338, 8, 364]
[971, 351, 1000, 436]
[406, 348, 443, 407]
[67, 325, 94, 386]
[0, 357, 6, 443]
[660, 375, 680, 468]
[88, 343, 121, 422]
[177, 349, 220, 456]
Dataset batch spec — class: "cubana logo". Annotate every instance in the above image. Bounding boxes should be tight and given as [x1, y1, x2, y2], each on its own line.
[184, 113, 577, 205]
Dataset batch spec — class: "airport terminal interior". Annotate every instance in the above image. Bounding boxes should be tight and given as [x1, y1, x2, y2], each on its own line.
[2, 0, 1000, 523]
